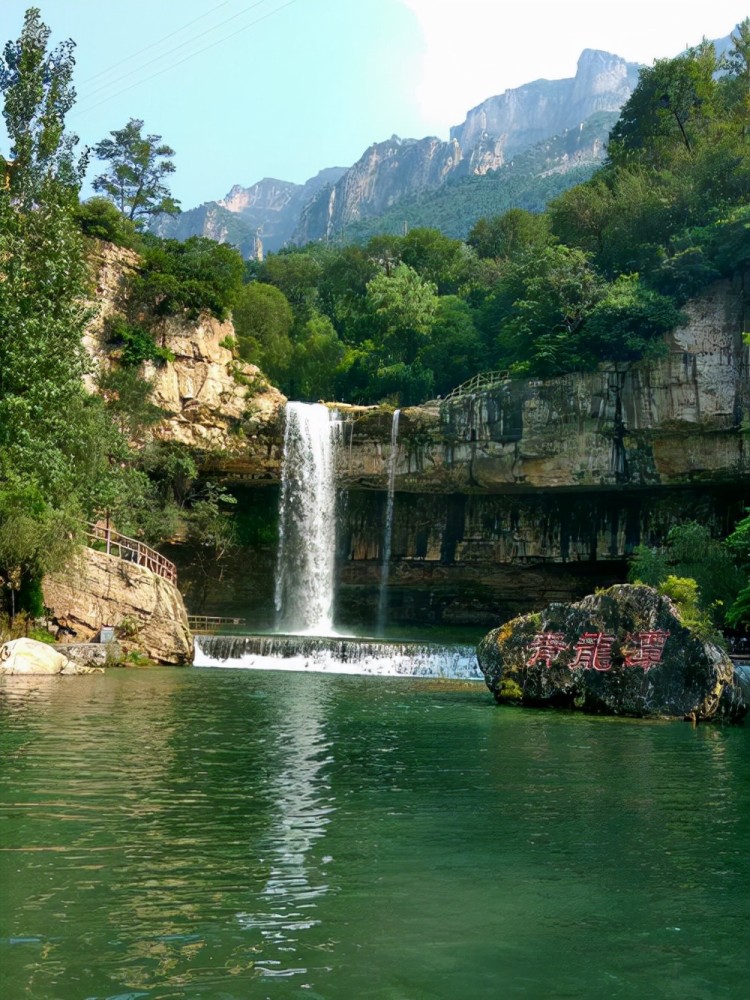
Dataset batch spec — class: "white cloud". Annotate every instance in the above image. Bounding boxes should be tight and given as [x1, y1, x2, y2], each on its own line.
[400, 0, 748, 133]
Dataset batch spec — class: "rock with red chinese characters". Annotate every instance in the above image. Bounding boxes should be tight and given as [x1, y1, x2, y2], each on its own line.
[477, 584, 747, 721]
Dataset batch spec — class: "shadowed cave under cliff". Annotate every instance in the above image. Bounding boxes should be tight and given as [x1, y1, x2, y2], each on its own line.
[166, 482, 750, 632]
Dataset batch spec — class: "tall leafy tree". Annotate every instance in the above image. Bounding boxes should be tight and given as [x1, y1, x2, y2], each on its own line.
[92, 117, 180, 223]
[0, 8, 94, 610]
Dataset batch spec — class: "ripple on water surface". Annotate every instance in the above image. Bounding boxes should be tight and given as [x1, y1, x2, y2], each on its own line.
[0, 668, 748, 999]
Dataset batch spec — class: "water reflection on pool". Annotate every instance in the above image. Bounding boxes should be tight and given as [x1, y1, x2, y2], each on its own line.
[0, 668, 748, 999]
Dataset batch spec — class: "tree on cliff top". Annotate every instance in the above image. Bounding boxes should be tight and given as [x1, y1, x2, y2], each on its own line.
[92, 117, 180, 224]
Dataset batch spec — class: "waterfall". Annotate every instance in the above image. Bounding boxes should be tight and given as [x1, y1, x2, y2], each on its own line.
[195, 634, 482, 681]
[377, 409, 400, 633]
[274, 402, 341, 634]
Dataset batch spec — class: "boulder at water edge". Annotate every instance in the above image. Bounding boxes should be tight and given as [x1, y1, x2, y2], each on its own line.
[0, 638, 95, 675]
[477, 585, 747, 721]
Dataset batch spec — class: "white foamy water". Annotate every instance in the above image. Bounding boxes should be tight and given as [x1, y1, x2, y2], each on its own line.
[274, 402, 342, 634]
[194, 634, 482, 680]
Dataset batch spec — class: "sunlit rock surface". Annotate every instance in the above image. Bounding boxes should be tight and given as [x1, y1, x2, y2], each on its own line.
[0, 638, 92, 675]
[477, 584, 747, 721]
[43, 548, 192, 665]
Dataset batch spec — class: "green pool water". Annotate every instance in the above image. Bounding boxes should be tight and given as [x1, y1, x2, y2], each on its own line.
[1, 668, 747, 999]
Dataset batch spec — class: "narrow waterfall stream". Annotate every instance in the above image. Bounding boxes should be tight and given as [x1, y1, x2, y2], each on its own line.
[274, 402, 341, 634]
[377, 408, 400, 633]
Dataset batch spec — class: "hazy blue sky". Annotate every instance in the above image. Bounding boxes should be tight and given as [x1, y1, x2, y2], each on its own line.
[2, 1, 748, 207]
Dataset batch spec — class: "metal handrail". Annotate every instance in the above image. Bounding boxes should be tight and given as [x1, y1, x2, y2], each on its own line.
[188, 615, 246, 634]
[440, 369, 510, 405]
[84, 523, 177, 585]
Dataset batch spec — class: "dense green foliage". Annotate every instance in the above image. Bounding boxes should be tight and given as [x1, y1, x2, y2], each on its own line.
[131, 235, 245, 321]
[628, 522, 744, 629]
[75, 196, 140, 247]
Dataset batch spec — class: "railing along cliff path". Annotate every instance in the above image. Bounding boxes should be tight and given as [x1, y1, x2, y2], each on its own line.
[440, 369, 510, 406]
[85, 523, 177, 585]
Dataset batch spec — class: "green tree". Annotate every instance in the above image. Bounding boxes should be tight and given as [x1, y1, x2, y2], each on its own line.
[92, 117, 179, 223]
[629, 521, 743, 626]
[317, 244, 378, 343]
[132, 235, 244, 321]
[365, 263, 439, 365]
[256, 249, 322, 319]
[233, 281, 295, 381]
[0, 9, 92, 611]
[290, 312, 345, 400]
[467, 209, 550, 261]
[399, 227, 470, 294]
[608, 43, 719, 168]
[417, 296, 483, 396]
[75, 196, 140, 247]
[582, 275, 681, 365]
[481, 245, 603, 376]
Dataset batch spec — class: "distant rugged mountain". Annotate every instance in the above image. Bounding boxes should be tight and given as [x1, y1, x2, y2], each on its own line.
[452, 49, 640, 160]
[154, 48, 642, 254]
[292, 50, 638, 244]
[153, 168, 346, 255]
[292, 135, 463, 244]
[343, 111, 617, 243]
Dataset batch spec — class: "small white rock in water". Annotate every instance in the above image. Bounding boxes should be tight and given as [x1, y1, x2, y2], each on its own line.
[0, 638, 96, 675]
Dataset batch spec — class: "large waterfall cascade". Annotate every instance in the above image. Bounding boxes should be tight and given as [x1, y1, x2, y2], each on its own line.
[274, 402, 342, 634]
[377, 409, 400, 632]
[201, 401, 481, 680]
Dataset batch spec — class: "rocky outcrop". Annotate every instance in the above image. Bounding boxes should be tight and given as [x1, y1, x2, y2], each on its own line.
[0, 638, 97, 675]
[85, 241, 286, 463]
[451, 50, 640, 158]
[477, 584, 747, 720]
[43, 548, 192, 665]
[144, 315, 285, 462]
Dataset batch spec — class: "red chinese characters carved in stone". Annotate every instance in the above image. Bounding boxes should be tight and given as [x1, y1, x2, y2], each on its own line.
[623, 630, 670, 671]
[570, 632, 615, 672]
[527, 632, 567, 668]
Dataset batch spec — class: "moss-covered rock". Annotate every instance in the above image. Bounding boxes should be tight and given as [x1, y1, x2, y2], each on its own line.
[477, 584, 746, 721]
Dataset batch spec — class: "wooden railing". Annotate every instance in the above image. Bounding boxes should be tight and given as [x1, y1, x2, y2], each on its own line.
[85, 523, 177, 585]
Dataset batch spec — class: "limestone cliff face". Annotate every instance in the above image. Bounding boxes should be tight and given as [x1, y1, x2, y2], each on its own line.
[83, 241, 140, 390]
[333, 280, 749, 494]
[451, 49, 640, 158]
[219, 177, 300, 214]
[293, 136, 463, 243]
[153, 275, 749, 629]
[43, 548, 192, 665]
